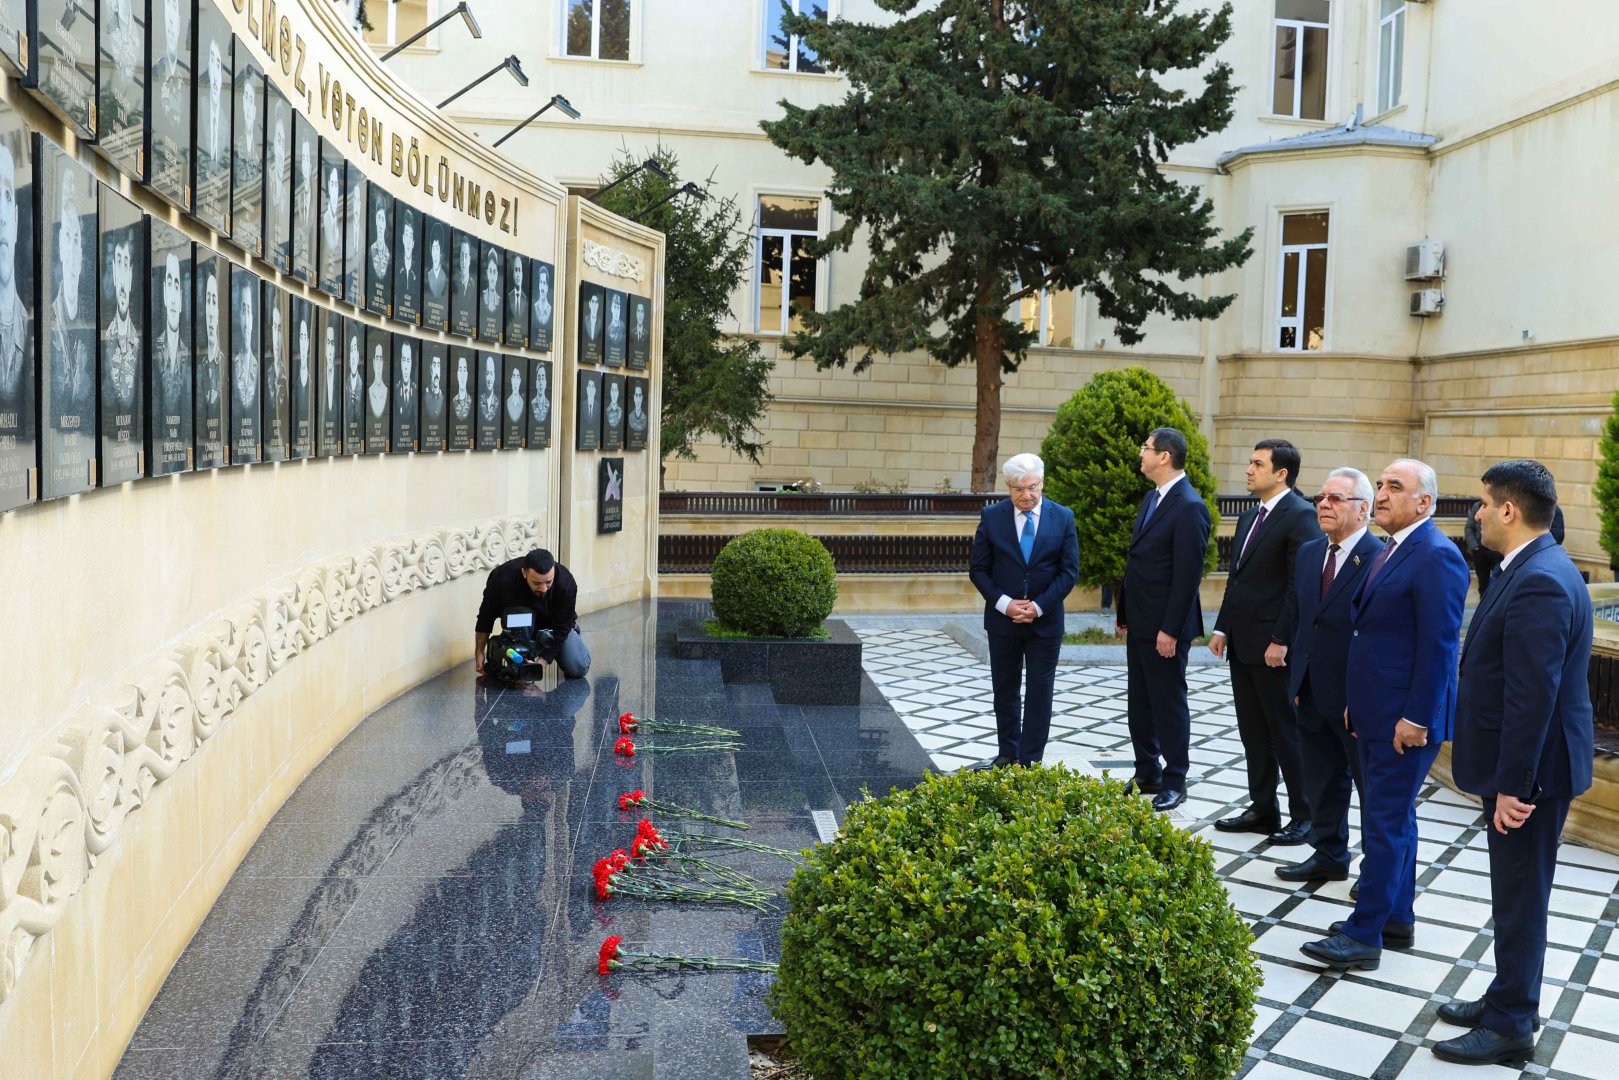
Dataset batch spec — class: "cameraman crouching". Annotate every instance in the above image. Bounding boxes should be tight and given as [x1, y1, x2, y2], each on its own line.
[474, 548, 592, 678]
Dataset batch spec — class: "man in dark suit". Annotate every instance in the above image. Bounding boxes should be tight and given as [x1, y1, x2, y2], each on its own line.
[966, 452, 1081, 770]
[1278, 467, 1382, 890]
[1118, 428, 1212, 812]
[1211, 439, 1321, 844]
[1432, 460, 1592, 1066]
[1301, 458, 1468, 972]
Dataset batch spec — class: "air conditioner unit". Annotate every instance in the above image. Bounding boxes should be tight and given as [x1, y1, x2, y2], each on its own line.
[1409, 289, 1444, 317]
[1404, 239, 1445, 280]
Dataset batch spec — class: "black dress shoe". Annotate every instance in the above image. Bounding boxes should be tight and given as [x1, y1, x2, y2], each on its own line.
[1300, 931, 1381, 971]
[1437, 998, 1542, 1030]
[1330, 919, 1414, 949]
[964, 756, 1012, 772]
[1268, 821, 1311, 845]
[1213, 808, 1281, 834]
[1432, 1026, 1535, 1066]
[1275, 853, 1350, 882]
[1151, 789, 1186, 812]
[1122, 777, 1163, 796]
[1350, 878, 1360, 900]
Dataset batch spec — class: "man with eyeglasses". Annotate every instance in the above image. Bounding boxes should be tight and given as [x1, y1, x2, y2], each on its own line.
[1276, 468, 1382, 893]
[966, 452, 1080, 770]
[1118, 428, 1212, 811]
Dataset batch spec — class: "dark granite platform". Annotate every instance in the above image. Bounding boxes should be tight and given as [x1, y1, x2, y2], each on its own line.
[673, 618, 864, 705]
[112, 600, 932, 1080]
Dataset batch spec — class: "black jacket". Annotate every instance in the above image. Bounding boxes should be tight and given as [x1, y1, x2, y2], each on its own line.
[1119, 477, 1212, 643]
[1213, 488, 1320, 664]
[475, 558, 579, 659]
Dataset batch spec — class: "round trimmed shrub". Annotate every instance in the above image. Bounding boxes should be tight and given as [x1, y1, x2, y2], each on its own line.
[709, 528, 837, 637]
[770, 767, 1260, 1079]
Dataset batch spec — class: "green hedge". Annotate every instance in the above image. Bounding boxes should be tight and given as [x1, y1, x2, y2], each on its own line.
[770, 768, 1260, 1079]
[709, 528, 837, 637]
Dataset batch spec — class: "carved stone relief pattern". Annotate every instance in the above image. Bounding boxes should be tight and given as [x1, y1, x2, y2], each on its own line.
[581, 239, 646, 285]
[0, 515, 539, 1003]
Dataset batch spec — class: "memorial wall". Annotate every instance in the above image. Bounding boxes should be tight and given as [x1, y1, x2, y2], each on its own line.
[0, 3, 663, 1076]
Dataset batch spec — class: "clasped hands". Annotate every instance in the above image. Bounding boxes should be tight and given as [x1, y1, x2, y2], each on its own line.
[1007, 599, 1039, 624]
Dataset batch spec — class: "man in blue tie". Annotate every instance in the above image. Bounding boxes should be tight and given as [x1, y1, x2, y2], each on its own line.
[967, 453, 1081, 769]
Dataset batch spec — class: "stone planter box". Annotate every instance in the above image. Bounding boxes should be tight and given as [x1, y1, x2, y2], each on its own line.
[1431, 745, 1619, 856]
[675, 618, 863, 705]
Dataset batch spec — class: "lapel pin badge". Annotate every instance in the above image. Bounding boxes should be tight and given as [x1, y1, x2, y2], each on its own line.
[1352, 556, 1361, 566]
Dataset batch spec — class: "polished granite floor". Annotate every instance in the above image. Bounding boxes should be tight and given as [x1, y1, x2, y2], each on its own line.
[114, 601, 933, 1080]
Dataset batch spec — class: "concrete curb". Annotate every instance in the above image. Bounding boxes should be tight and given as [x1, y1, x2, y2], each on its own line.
[942, 621, 1226, 667]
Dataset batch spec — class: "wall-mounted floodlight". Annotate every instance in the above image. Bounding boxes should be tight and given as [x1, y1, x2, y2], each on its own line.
[492, 94, 582, 149]
[588, 158, 671, 203]
[631, 181, 708, 222]
[438, 54, 527, 109]
[382, 2, 481, 61]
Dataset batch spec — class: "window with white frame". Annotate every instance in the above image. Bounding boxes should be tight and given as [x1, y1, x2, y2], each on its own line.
[756, 195, 819, 334]
[762, 0, 828, 73]
[1377, 0, 1405, 114]
[564, 0, 632, 62]
[363, 0, 434, 48]
[1277, 212, 1329, 351]
[1011, 281, 1075, 348]
[1272, 0, 1329, 120]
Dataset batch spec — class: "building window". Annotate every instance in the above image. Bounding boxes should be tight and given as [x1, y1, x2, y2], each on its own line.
[756, 195, 819, 334]
[1277, 212, 1329, 351]
[1012, 283, 1075, 348]
[1272, 0, 1329, 120]
[364, 0, 433, 48]
[763, 0, 827, 73]
[565, 0, 632, 62]
[1377, 0, 1405, 114]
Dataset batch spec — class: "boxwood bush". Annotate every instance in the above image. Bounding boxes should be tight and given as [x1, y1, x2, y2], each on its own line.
[710, 528, 837, 638]
[770, 767, 1260, 1079]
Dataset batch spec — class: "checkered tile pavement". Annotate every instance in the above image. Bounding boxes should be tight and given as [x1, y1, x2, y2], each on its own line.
[856, 627, 1619, 1080]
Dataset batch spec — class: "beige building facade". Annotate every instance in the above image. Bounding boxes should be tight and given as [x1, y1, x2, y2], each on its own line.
[389, 0, 1619, 576]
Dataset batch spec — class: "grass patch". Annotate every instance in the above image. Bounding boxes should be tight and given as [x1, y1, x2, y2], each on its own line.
[704, 619, 830, 641]
[1062, 629, 1211, 646]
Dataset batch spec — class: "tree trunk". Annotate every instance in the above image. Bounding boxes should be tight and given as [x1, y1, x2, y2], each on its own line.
[971, 285, 1003, 491]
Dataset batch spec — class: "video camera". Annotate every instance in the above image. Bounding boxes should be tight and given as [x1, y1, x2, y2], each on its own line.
[484, 608, 557, 683]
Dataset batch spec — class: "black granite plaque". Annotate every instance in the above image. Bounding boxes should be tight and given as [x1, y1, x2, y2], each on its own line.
[290, 111, 317, 283]
[421, 215, 450, 332]
[342, 161, 364, 305]
[449, 228, 476, 338]
[391, 334, 418, 451]
[260, 280, 288, 461]
[526, 358, 551, 450]
[148, 0, 192, 210]
[529, 258, 554, 353]
[317, 140, 344, 298]
[264, 84, 291, 271]
[364, 183, 393, 316]
[147, 217, 192, 477]
[501, 354, 525, 449]
[601, 372, 624, 451]
[39, 139, 96, 498]
[603, 288, 626, 367]
[625, 375, 649, 452]
[392, 202, 421, 325]
[317, 306, 341, 456]
[193, 6, 232, 232]
[230, 53, 264, 257]
[419, 340, 446, 452]
[341, 315, 363, 453]
[0, 116, 32, 511]
[627, 293, 651, 370]
[577, 282, 603, 365]
[476, 349, 501, 449]
[477, 240, 502, 343]
[598, 457, 623, 534]
[34, 0, 95, 140]
[504, 250, 527, 348]
[229, 264, 259, 462]
[98, 185, 144, 485]
[97, 0, 148, 180]
[287, 295, 314, 459]
[363, 325, 389, 453]
[576, 368, 600, 451]
[193, 249, 228, 469]
[446, 346, 474, 450]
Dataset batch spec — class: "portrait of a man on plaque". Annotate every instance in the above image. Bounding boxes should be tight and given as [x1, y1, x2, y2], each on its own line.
[601, 372, 624, 451]
[230, 265, 259, 463]
[0, 0, 28, 79]
[364, 326, 390, 453]
[477, 241, 503, 343]
[290, 113, 317, 284]
[604, 289, 627, 368]
[96, 0, 147, 181]
[231, 57, 264, 257]
[317, 308, 341, 456]
[529, 259, 554, 353]
[419, 341, 446, 452]
[476, 350, 501, 449]
[341, 317, 364, 454]
[318, 141, 344, 298]
[0, 120, 32, 513]
[628, 294, 651, 370]
[625, 376, 649, 452]
[504, 251, 528, 348]
[502, 355, 525, 449]
[391, 335, 419, 451]
[450, 230, 476, 338]
[343, 162, 364, 306]
[146, 218, 192, 478]
[576, 369, 601, 452]
[98, 187, 144, 486]
[288, 296, 314, 459]
[577, 282, 604, 366]
[193, 251, 228, 469]
[265, 86, 292, 271]
[260, 282, 288, 461]
[447, 347, 474, 450]
[365, 184, 394, 316]
[39, 144, 95, 500]
[393, 203, 421, 325]
[34, 0, 96, 140]
[193, 8, 232, 232]
[422, 217, 449, 331]
[148, 0, 192, 210]
[526, 358, 551, 451]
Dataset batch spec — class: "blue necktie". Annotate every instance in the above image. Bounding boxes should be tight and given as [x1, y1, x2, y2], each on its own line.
[1143, 489, 1162, 525]
[1020, 510, 1036, 561]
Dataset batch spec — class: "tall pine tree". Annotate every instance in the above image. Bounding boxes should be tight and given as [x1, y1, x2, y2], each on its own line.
[763, 0, 1252, 489]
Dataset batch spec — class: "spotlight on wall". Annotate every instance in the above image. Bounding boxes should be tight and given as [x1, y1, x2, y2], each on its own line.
[492, 94, 582, 149]
[438, 54, 528, 109]
[382, 1, 481, 61]
[630, 181, 708, 223]
[588, 158, 672, 203]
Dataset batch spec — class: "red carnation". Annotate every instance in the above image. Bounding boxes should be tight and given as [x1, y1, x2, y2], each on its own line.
[599, 936, 623, 974]
[618, 789, 645, 810]
[610, 849, 631, 870]
[619, 712, 639, 734]
[614, 736, 636, 757]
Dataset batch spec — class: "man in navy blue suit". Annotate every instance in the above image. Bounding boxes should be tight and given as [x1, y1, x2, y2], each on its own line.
[1278, 468, 1383, 892]
[1301, 459, 1468, 972]
[1118, 428, 1212, 811]
[1432, 460, 1592, 1066]
[967, 453, 1080, 769]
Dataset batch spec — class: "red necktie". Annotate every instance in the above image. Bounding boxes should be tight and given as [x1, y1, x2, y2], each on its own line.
[1320, 543, 1340, 598]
